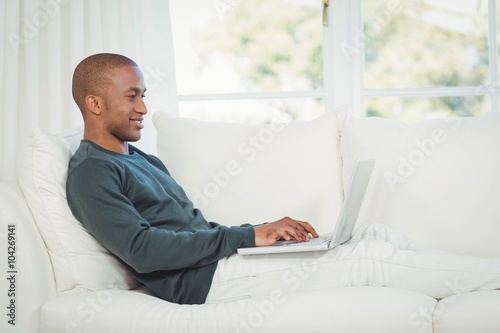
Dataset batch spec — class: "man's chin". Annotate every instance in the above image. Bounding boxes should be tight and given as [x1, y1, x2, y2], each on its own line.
[127, 132, 142, 142]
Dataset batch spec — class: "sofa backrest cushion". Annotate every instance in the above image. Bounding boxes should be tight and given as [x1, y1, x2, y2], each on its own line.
[153, 111, 343, 235]
[339, 112, 500, 258]
[18, 127, 140, 294]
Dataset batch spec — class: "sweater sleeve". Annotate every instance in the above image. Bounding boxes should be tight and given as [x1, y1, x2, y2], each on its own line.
[66, 158, 255, 274]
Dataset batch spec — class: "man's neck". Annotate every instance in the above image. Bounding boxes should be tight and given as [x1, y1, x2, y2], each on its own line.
[83, 130, 129, 154]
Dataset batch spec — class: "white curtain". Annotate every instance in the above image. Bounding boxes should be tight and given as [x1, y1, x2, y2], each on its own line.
[0, 0, 179, 182]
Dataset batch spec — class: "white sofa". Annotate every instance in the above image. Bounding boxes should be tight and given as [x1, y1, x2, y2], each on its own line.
[1, 110, 500, 333]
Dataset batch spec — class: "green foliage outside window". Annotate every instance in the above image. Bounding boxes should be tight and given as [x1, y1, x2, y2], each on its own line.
[191, 0, 491, 122]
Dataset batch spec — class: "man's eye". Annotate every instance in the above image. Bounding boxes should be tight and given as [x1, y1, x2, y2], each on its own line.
[141, 94, 146, 98]
[128, 95, 136, 100]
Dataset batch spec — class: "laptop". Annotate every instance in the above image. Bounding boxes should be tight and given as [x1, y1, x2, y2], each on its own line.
[237, 159, 375, 255]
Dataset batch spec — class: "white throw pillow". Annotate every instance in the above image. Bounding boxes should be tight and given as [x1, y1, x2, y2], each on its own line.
[339, 112, 500, 258]
[18, 127, 140, 294]
[153, 111, 343, 235]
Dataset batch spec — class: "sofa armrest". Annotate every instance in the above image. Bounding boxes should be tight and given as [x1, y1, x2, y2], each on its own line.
[0, 183, 58, 333]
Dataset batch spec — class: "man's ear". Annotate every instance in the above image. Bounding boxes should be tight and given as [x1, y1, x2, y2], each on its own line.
[85, 95, 104, 116]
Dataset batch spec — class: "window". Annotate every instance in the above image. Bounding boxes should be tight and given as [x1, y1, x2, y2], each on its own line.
[333, 0, 497, 121]
[169, 0, 325, 123]
[170, 0, 498, 123]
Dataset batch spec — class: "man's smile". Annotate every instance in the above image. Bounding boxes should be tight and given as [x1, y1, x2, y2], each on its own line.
[130, 117, 144, 129]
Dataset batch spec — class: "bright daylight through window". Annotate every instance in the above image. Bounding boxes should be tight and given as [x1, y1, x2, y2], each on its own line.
[363, 0, 492, 121]
[170, 0, 324, 123]
[170, 0, 498, 123]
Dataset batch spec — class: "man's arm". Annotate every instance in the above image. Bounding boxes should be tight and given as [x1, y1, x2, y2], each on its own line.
[66, 159, 255, 274]
[134, 146, 319, 249]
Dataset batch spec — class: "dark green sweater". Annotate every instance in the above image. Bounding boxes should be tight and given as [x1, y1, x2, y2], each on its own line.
[66, 140, 256, 304]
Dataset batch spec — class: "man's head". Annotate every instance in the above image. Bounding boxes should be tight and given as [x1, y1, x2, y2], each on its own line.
[72, 53, 147, 153]
[72, 53, 139, 113]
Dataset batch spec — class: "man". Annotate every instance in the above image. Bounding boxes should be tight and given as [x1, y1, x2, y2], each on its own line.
[67, 53, 500, 305]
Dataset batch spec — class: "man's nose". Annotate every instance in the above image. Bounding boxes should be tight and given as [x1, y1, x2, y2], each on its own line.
[136, 98, 148, 114]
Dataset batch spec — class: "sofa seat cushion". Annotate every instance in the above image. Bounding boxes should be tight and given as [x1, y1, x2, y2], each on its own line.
[433, 290, 500, 333]
[339, 112, 500, 258]
[40, 286, 436, 333]
[17, 127, 140, 294]
[153, 111, 343, 235]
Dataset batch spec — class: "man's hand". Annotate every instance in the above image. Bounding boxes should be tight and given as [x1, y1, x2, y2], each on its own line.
[254, 217, 319, 246]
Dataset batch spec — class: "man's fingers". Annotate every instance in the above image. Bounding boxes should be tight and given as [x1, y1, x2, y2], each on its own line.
[284, 218, 318, 239]
[284, 224, 310, 242]
[299, 221, 319, 238]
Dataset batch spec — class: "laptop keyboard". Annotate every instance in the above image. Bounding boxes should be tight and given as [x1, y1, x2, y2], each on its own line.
[275, 233, 333, 247]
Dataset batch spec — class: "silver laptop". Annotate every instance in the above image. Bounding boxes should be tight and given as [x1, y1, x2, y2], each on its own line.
[237, 159, 375, 255]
